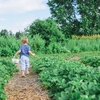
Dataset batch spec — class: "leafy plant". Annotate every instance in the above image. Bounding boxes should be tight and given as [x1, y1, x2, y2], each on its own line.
[80, 55, 100, 67]
[32, 56, 100, 100]
[28, 18, 65, 46]
[28, 34, 45, 54]
[0, 59, 18, 100]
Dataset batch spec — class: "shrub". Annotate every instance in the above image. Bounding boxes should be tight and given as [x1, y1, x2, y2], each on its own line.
[80, 55, 100, 67]
[46, 42, 70, 54]
[29, 18, 65, 46]
[28, 34, 45, 54]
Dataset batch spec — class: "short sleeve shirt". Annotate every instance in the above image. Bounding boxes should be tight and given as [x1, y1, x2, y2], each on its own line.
[19, 44, 30, 57]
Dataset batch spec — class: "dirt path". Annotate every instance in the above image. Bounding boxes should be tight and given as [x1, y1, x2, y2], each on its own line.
[68, 56, 80, 61]
[5, 64, 50, 100]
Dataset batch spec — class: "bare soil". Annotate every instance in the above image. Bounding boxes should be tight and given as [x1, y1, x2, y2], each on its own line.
[5, 64, 50, 100]
[68, 56, 80, 61]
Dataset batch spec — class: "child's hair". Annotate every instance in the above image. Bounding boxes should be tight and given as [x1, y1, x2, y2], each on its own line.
[21, 37, 28, 44]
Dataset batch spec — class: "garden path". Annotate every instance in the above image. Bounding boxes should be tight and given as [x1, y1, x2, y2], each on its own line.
[5, 63, 50, 100]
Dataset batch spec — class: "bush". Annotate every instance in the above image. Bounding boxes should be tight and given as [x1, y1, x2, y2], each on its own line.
[80, 55, 100, 67]
[29, 18, 65, 46]
[0, 36, 20, 57]
[28, 34, 45, 54]
[46, 42, 70, 54]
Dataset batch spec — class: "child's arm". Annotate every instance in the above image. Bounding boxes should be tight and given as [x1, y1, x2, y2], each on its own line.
[14, 50, 21, 57]
[28, 51, 35, 56]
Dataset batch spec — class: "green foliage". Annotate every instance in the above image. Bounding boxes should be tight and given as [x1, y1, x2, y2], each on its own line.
[0, 36, 20, 57]
[80, 55, 100, 67]
[46, 42, 70, 54]
[47, 0, 77, 37]
[28, 34, 45, 53]
[66, 38, 100, 53]
[0, 59, 18, 100]
[0, 34, 67, 56]
[1, 34, 100, 56]
[77, 0, 100, 35]
[29, 18, 65, 46]
[0, 29, 9, 37]
[47, 0, 100, 36]
[15, 31, 22, 39]
[32, 56, 100, 100]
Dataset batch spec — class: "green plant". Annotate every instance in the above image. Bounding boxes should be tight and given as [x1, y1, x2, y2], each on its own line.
[29, 18, 65, 46]
[28, 34, 45, 54]
[0, 59, 18, 100]
[80, 55, 100, 67]
[46, 42, 70, 54]
[32, 56, 100, 100]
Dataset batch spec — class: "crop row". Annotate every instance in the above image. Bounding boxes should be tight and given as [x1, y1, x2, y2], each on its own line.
[32, 56, 100, 100]
[0, 59, 18, 100]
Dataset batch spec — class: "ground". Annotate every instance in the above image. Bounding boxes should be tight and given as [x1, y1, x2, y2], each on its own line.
[5, 63, 50, 100]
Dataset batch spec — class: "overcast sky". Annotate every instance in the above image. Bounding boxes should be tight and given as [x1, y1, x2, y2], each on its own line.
[0, 0, 51, 33]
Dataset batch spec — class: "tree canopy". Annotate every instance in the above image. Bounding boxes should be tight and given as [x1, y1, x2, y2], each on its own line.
[29, 18, 65, 46]
[47, 0, 100, 36]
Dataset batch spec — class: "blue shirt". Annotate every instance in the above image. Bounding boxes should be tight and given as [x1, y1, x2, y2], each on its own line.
[19, 44, 30, 57]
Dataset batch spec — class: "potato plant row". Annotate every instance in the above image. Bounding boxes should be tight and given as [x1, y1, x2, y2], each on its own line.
[0, 59, 18, 100]
[32, 57, 100, 100]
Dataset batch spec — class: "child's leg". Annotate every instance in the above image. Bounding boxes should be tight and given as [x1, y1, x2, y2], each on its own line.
[20, 56, 26, 76]
[25, 57, 30, 74]
[21, 70, 25, 76]
[26, 68, 29, 74]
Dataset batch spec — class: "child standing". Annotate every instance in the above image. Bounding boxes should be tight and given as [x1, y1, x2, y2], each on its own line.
[14, 37, 35, 77]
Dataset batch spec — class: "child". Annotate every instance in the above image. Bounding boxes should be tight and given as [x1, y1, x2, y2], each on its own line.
[14, 37, 35, 77]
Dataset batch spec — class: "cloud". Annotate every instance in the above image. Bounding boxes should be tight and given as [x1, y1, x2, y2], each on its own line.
[0, 18, 6, 21]
[0, 0, 47, 14]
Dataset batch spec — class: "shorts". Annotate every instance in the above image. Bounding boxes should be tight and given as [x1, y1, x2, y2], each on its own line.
[20, 55, 30, 70]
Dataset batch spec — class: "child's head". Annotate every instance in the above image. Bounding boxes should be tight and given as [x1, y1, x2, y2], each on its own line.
[21, 37, 28, 44]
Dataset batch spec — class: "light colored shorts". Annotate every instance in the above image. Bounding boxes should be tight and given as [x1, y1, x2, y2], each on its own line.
[20, 55, 30, 71]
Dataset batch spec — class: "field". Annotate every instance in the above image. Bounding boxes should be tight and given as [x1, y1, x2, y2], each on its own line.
[0, 36, 100, 100]
[31, 52, 100, 100]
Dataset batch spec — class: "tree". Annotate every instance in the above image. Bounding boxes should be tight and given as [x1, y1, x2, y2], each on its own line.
[47, 0, 100, 36]
[29, 18, 65, 46]
[0, 29, 8, 37]
[77, 0, 100, 35]
[9, 30, 13, 36]
[47, 0, 79, 37]
[15, 31, 22, 39]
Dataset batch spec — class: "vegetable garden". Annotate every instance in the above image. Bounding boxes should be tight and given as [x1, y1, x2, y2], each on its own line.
[31, 56, 100, 100]
[1, 0, 100, 99]
[0, 35, 100, 100]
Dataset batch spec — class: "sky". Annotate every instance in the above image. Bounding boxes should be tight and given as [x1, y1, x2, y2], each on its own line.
[0, 0, 51, 34]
